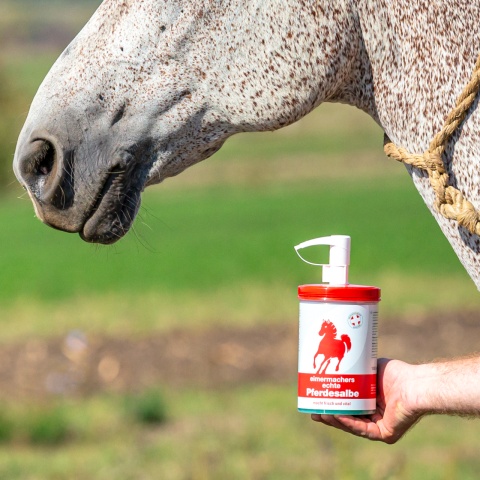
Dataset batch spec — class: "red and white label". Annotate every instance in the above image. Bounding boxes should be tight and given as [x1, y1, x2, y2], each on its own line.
[297, 301, 378, 414]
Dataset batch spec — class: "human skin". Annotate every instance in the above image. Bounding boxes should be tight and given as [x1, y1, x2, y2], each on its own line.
[312, 356, 480, 444]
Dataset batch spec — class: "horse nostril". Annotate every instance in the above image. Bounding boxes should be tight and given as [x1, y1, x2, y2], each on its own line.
[31, 140, 56, 177]
[16, 136, 70, 208]
[20, 139, 57, 180]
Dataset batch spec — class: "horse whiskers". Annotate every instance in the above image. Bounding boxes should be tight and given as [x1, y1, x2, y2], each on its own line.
[123, 207, 156, 253]
[139, 203, 162, 222]
[127, 200, 158, 235]
[7, 178, 20, 188]
[131, 209, 153, 233]
[122, 194, 140, 210]
[140, 202, 171, 230]
[132, 225, 156, 253]
[140, 221, 153, 231]
[57, 183, 67, 207]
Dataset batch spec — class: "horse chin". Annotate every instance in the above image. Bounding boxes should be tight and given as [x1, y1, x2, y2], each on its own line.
[80, 196, 141, 244]
[79, 173, 142, 244]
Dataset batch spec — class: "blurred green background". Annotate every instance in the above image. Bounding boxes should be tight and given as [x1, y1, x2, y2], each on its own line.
[1, 1, 480, 478]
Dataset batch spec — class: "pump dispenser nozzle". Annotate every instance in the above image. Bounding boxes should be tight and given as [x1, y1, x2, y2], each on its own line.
[294, 235, 351, 285]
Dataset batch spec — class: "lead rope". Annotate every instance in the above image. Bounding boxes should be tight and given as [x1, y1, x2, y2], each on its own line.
[384, 54, 480, 235]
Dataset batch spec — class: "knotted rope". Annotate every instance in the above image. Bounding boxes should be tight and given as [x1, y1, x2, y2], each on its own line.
[384, 54, 480, 235]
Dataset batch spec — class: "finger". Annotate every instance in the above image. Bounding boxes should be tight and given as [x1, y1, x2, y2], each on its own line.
[311, 414, 367, 436]
[335, 415, 384, 441]
[311, 414, 344, 428]
[311, 414, 328, 424]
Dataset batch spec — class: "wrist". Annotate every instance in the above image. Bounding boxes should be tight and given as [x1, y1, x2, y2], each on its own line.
[401, 363, 436, 417]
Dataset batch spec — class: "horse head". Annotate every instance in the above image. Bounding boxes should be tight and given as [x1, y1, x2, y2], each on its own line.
[13, 0, 480, 289]
[13, 0, 362, 244]
[319, 320, 336, 338]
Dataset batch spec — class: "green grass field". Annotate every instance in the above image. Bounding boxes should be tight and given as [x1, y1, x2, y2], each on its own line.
[0, 106, 477, 342]
[0, 104, 478, 479]
[1, 29, 480, 478]
[0, 387, 479, 480]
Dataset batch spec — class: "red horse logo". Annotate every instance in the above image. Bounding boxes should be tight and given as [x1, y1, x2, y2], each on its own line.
[313, 320, 352, 374]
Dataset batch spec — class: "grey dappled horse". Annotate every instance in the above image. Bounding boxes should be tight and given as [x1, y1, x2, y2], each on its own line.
[13, 0, 480, 289]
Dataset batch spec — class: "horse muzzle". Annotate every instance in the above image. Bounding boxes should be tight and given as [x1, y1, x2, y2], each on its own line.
[14, 131, 144, 244]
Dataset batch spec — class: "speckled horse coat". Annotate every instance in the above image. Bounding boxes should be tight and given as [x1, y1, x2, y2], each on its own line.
[13, 0, 480, 288]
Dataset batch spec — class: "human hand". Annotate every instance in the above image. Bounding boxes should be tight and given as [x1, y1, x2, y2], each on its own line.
[311, 358, 422, 444]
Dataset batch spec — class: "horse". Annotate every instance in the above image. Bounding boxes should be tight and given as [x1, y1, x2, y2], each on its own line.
[12, 0, 480, 289]
[313, 320, 351, 374]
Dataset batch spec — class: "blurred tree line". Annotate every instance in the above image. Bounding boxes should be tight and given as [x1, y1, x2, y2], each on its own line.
[0, 65, 24, 191]
[0, 0, 102, 194]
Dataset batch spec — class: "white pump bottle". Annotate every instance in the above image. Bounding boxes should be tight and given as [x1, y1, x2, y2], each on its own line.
[295, 234, 380, 416]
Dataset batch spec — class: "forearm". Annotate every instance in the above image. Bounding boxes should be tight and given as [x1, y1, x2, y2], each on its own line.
[407, 356, 480, 417]
[312, 356, 480, 444]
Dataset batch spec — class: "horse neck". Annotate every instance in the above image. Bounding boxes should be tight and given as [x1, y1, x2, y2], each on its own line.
[356, 0, 480, 148]
[195, 0, 365, 132]
[352, 1, 480, 289]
